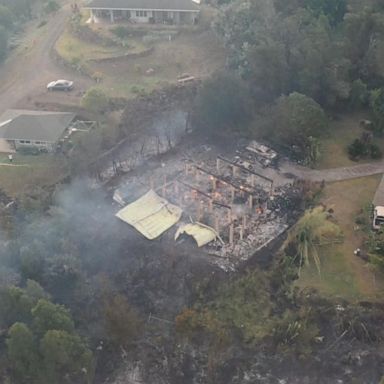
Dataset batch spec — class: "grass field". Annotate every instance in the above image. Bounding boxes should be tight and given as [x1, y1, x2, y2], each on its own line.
[0, 154, 68, 197]
[317, 113, 384, 169]
[55, 22, 225, 98]
[55, 29, 147, 63]
[296, 176, 384, 301]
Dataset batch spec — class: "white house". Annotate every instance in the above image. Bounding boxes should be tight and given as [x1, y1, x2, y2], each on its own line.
[84, 0, 200, 24]
[0, 110, 76, 152]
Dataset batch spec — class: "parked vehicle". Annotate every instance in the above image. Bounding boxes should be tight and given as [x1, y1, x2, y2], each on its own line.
[372, 175, 384, 229]
[47, 80, 74, 91]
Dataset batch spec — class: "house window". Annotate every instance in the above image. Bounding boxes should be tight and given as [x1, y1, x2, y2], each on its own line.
[24, 140, 31, 144]
[136, 10, 147, 17]
[19, 140, 25, 143]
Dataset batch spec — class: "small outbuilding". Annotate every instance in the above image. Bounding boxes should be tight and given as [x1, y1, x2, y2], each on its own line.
[0, 110, 76, 152]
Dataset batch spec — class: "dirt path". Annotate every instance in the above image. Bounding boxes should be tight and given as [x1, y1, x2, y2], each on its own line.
[0, 5, 90, 115]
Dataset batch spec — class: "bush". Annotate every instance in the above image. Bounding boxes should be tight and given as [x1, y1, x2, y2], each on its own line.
[81, 88, 109, 113]
[18, 147, 40, 155]
[348, 138, 367, 160]
[44, 0, 60, 14]
[348, 139, 382, 160]
[111, 26, 130, 39]
[349, 79, 369, 109]
[37, 20, 47, 28]
[370, 144, 382, 159]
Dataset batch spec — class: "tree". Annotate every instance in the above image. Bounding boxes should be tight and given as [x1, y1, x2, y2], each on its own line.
[0, 281, 49, 328]
[0, 286, 33, 328]
[370, 88, 384, 134]
[0, 25, 7, 61]
[81, 88, 109, 114]
[349, 79, 369, 108]
[19, 242, 46, 282]
[40, 330, 93, 384]
[289, 206, 342, 275]
[0, 0, 34, 20]
[303, 0, 347, 26]
[31, 299, 74, 336]
[215, 2, 350, 105]
[266, 92, 328, 163]
[192, 72, 252, 137]
[344, 9, 384, 83]
[0, 5, 13, 29]
[44, 0, 60, 15]
[6, 322, 39, 383]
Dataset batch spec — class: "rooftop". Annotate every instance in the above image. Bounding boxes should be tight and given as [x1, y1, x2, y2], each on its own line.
[0, 110, 75, 143]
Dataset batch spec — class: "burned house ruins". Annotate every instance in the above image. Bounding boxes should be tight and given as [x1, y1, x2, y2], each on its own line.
[113, 140, 302, 269]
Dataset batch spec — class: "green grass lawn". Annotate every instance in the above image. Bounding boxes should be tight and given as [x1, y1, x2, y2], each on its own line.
[0, 153, 68, 197]
[101, 75, 168, 98]
[296, 176, 384, 301]
[55, 29, 146, 63]
[317, 113, 384, 170]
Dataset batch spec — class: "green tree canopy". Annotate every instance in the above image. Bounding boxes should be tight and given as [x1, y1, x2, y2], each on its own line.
[40, 330, 93, 384]
[303, 0, 347, 26]
[266, 92, 328, 163]
[6, 322, 38, 383]
[44, 0, 60, 15]
[0, 4, 13, 29]
[0, 25, 7, 61]
[215, 1, 350, 105]
[192, 71, 252, 136]
[0, 281, 49, 328]
[370, 88, 384, 133]
[32, 299, 74, 335]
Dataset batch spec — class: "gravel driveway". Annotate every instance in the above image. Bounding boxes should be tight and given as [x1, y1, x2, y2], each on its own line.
[0, 4, 91, 115]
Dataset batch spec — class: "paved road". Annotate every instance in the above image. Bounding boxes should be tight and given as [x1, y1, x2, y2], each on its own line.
[280, 160, 384, 182]
[0, 5, 90, 115]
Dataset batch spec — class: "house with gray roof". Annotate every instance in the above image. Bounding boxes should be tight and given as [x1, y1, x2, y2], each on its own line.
[84, 0, 200, 24]
[0, 110, 76, 152]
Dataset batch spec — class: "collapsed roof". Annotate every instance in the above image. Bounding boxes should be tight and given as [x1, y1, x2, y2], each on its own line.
[115, 190, 182, 239]
[175, 222, 219, 247]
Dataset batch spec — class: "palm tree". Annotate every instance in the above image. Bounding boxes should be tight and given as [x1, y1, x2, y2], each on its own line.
[289, 206, 342, 275]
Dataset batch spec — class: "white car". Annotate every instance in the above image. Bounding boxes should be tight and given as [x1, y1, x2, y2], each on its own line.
[47, 79, 74, 91]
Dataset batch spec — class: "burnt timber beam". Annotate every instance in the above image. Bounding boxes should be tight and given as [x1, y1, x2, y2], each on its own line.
[217, 155, 274, 185]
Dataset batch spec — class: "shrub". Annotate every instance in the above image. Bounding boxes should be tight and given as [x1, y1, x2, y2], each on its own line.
[370, 144, 382, 159]
[111, 26, 130, 39]
[37, 20, 47, 28]
[44, 0, 60, 14]
[81, 88, 109, 113]
[348, 138, 382, 160]
[348, 138, 367, 160]
[18, 147, 40, 155]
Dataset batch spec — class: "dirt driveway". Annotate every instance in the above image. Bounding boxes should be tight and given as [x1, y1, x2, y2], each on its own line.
[0, 4, 92, 115]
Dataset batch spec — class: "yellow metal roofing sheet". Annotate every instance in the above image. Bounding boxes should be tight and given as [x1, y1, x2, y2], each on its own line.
[116, 190, 182, 240]
[175, 222, 217, 247]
